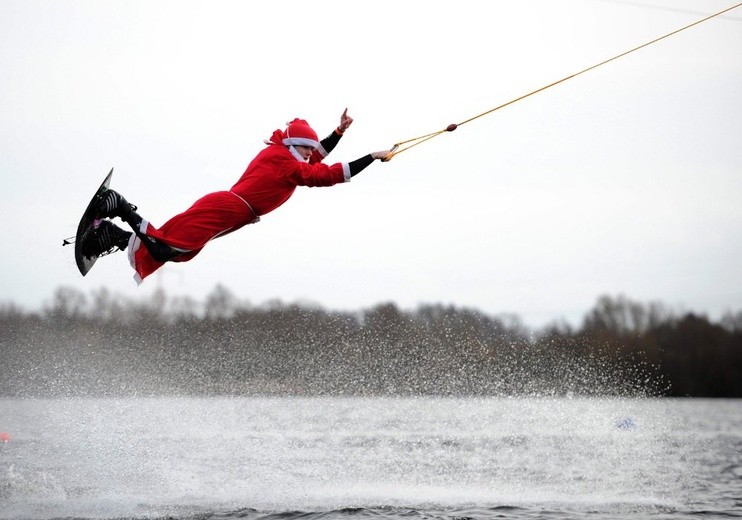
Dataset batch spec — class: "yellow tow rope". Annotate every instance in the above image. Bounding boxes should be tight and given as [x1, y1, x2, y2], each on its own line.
[382, 2, 742, 161]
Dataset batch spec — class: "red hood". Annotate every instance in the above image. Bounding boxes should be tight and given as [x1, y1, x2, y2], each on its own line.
[265, 128, 285, 145]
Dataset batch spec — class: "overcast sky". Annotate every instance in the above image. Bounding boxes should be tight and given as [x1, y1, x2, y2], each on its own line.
[1, 0, 740, 328]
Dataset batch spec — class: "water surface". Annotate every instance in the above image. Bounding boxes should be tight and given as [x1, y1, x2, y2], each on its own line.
[1, 397, 740, 519]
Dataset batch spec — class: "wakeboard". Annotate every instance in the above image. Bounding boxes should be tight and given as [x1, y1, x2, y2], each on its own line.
[70, 168, 114, 276]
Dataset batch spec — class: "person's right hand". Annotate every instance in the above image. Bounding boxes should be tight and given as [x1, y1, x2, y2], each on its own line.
[338, 108, 353, 133]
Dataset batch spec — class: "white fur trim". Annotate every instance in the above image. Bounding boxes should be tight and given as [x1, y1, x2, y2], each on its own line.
[282, 137, 319, 148]
[128, 219, 150, 286]
[342, 162, 351, 182]
[127, 234, 143, 286]
[288, 145, 309, 162]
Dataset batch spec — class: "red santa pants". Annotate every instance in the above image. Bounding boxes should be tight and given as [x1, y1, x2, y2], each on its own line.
[128, 190, 258, 283]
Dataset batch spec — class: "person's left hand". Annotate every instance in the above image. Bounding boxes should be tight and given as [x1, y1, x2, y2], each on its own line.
[338, 108, 353, 133]
[371, 150, 393, 161]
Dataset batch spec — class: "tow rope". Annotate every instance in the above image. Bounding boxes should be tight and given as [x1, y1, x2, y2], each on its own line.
[382, 2, 742, 161]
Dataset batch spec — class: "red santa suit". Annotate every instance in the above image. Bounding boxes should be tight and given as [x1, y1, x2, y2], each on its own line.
[128, 119, 353, 283]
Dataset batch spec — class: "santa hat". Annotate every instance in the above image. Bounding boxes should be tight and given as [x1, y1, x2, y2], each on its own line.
[282, 118, 319, 149]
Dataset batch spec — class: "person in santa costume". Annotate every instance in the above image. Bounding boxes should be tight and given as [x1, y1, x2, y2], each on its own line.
[82, 109, 391, 283]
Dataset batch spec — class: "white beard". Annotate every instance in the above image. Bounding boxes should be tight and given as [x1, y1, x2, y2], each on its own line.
[288, 145, 309, 163]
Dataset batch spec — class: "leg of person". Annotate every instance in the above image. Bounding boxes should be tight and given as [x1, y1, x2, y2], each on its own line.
[98, 189, 137, 220]
[81, 220, 132, 258]
[98, 189, 183, 262]
[129, 191, 258, 282]
[135, 232, 183, 262]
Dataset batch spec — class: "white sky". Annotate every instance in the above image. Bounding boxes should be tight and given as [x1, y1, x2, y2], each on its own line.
[1, 0, 741, 328]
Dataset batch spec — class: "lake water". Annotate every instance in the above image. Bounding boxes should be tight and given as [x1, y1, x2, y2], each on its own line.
[0, 397, 740, 519]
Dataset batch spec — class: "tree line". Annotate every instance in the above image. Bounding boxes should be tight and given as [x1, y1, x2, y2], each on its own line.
[1, 286, 740, 397]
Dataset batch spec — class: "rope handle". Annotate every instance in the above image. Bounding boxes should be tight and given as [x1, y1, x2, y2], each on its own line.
[382, 123, 458, 162]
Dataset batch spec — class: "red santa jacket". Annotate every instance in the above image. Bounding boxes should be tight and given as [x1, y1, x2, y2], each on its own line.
[230, 129, 351, 216]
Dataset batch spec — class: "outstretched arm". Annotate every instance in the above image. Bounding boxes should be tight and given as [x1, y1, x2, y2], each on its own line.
[318, 108, 355, 158]
[349, 150, 393, 177]
[320, 108, 353, 158]
[319, 129, 342, 157]
[318, 108, 391, 176]
[336, 108, 391, 175]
